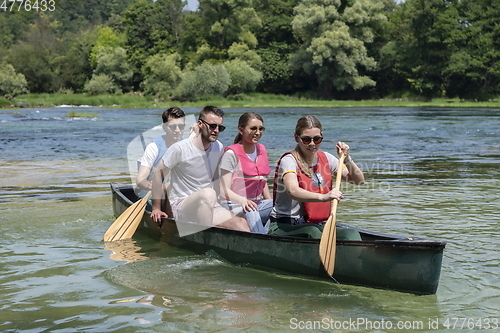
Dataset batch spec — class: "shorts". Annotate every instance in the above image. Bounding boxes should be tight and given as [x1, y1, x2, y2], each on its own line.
[171, 197, 225, 224]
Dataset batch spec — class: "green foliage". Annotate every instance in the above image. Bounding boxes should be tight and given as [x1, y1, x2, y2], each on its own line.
[89, 27, 126, 67]
[291, 0, 387, 96]
[227, 42, 262, 69]
[8, 15, 65, 93]
[122, 0, 186, 77]
[199, 0, 261, 49]
[0, 63, 29, 99]
[194, 0, 262, 67]
[1, 0, 500, 100]
[257, 44, 310, 94]
[224, 60, 263, 94]
[399, 0, 457, 99]
[176, 62, 231, 100]
[51, 0, 135, 34]
[0, 98, 12, 107]
[94, 47, 133, 90]
[252, 0, 304, 94]
[141, 53, 183, 97]
[253, 0, 299, 48]
[56, 30, 96, 93]
[0, 11, 37, 48]
[444, 0, 500, 100]
[84, 74, 121, 95]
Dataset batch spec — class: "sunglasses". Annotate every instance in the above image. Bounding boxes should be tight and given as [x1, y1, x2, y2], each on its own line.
[300, 136, 323, 144]
[199, 118, 226, 132]
[167, 124, 185, 130]
[249, 126, 265, 132]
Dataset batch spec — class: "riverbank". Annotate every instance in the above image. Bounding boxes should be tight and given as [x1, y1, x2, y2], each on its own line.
[2, 92, 500, 109]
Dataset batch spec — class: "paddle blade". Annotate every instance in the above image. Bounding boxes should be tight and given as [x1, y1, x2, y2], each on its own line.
[104, 191, 151, 242]
[319, 211, 337, 276]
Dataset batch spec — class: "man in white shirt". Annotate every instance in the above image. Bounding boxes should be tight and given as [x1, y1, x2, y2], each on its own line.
[151, 106, 250, 234]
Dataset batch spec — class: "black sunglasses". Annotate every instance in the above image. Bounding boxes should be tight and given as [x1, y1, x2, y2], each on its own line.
[167, 124, 185, 130]
[199, 118, 226, 132]
[300, 136, 323, 144]
[249, 126, 265, 132]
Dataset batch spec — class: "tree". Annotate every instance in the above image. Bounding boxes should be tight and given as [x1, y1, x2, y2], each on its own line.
[0, 11, 37, 49]
[93, 47, 133, 91]
[400, 0, 459, 100]
[52, 0, 134, 34]
[89, 26, 126, 67]
[291, 0, 387, 97]
[8, 14, 65, 93]
[199, 0, 261, 50]
[444, 0, 500, 100]
[224, 59, 262, 94]
[176, 62, 231, 100]
[141, 53, 183, 97]
[253, 0, 308, 94]
[192, 0, 262, 66]
[57, 29, 98, 93]
[0, 63, 29, 99]
[122, 0, 186, 79]
[84, 73, 121, 95]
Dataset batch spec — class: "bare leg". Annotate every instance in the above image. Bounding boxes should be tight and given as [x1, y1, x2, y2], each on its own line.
[213, 209, 250, 232]
[180, 188, 217, 225]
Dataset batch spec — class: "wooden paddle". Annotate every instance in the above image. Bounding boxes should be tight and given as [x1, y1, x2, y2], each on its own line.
[103, 190, 152, 242]
[319, 152, 346, 276]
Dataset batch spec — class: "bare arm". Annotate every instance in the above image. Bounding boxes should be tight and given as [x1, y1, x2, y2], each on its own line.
[150, 160, 170, 223]
[262, 180, 271, 200]
[220, 169, 258, 212]
[136, 165, 152, 190]
[341, 161, 365, 185]
[336, 141, 365, 185]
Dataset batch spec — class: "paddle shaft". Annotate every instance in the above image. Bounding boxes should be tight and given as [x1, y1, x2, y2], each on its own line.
[103, 191, 151, 242]
[319, 153, 346, 276]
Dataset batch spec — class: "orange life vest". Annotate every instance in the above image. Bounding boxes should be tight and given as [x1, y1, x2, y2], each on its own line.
[274, 151, 332, 223]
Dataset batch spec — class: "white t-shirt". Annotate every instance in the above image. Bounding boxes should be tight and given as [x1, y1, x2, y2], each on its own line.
[162, 138, 223, 203]
[271, 152, 339, 220]
[139, 140, 161, 169]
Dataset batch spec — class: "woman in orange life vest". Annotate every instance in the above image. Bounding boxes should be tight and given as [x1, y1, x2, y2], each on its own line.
[269, 115, 365, 239]
[219, 112, 272, 233]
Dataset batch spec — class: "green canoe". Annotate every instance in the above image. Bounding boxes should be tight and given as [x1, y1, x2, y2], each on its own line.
[110, 182, 446, 294]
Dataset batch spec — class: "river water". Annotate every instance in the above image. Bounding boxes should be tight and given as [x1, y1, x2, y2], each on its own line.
[0, 106, 498, 332]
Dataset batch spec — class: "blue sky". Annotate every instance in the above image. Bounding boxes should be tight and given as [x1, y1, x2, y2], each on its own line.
[185, 0, 198, 11]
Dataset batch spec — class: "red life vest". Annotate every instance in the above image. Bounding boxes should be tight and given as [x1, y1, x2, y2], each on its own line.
[224, 143, 270, 202]
[273, 151, 332, 223]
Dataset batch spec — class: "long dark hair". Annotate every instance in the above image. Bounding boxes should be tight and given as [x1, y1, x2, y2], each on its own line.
[233, 112, 264, 144]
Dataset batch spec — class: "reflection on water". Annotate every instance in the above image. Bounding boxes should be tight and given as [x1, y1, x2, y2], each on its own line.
[0, 107, 499, 332]
[104, 255, 443, 330]
[104, 239, 149, 262]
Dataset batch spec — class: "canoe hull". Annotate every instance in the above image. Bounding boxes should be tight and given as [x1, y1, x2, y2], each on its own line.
[110, 183, 446, 294]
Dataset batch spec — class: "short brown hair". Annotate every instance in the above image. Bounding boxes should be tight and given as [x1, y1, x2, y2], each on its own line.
[199, 106, 224, 120]
[162, 107, 185, 123]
